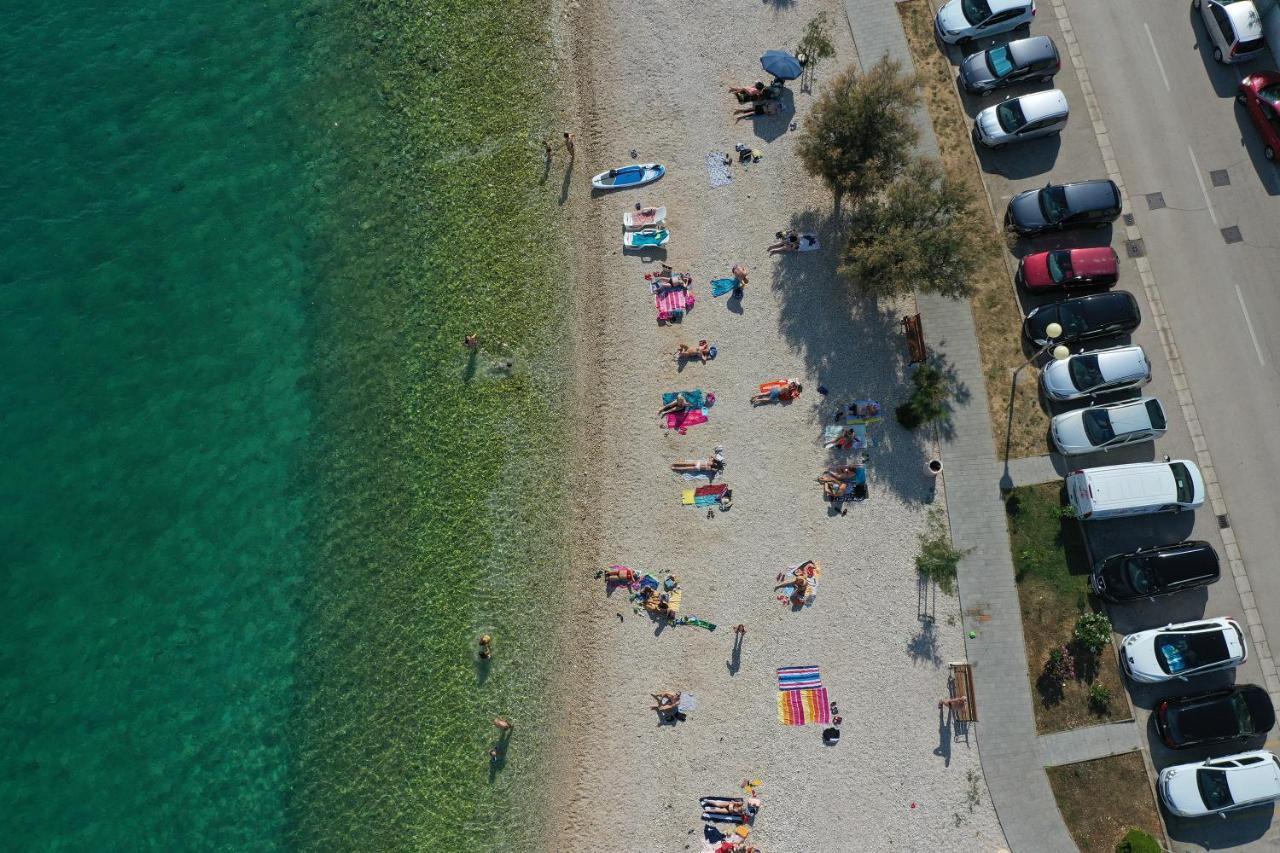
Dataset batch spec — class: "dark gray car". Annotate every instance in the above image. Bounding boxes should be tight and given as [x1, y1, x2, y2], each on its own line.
[960, 35, 1060, 95]
[1005, 179, 1122, 236]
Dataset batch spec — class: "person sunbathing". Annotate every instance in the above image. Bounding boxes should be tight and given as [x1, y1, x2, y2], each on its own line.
[596, 566, 637, 583]
[676, 340, 712, 363]
[671, 454, 724, 473]
[750, 381, 802, 405]
[651, 691, 680, 711]
[658, 393, 690, 416]
[824, 480, 856, 499]
[825, 427, 856, 450]
[818, 465, 863, 484]
[767, 229, 800, 254]
[702, 799, 750, 816]
[733, 101, 780, 120]
[776, 573, 811, 603]
[729, 81, 767, 99]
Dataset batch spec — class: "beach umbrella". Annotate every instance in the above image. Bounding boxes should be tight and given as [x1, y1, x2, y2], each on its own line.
[760, 50, 804, 81]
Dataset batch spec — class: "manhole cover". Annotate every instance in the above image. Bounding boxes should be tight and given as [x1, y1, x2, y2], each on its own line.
[1125, 238, 1146, 258]
[1222, 226, 1243, 244]
[1123, 213, 1135, 226]
[1211, 169, 1230, 187]
[1218, 514, 1231, 529]
[1146, 192, 1166, 210]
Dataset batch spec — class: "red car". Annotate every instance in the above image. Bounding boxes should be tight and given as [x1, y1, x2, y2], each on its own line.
[1238, 71, 1280, 161]
[1017, 246, 1119, 292]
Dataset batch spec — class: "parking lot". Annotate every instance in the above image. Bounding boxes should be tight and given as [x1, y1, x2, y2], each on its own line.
[938, 5, 1280, 849]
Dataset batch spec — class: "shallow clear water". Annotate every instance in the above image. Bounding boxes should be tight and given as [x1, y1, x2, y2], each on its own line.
[0, 1, 568, 850]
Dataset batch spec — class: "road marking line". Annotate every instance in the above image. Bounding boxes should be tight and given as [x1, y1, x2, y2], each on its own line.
[1144, 23, 1171, 92]
[1235, 284, 1266, 366]
[1187, 146, 1219, 226]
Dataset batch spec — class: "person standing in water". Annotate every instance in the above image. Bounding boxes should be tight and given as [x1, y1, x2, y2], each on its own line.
[478, 634, 492, 660]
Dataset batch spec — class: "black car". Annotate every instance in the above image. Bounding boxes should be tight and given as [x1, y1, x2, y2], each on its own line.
[1155, 685, 1276, 749]
[1005, 179, 1122, 236]
[960, 35, 1060, 95]
[1090, 540, 1220, 603]
[1023, 290, 1140, 346]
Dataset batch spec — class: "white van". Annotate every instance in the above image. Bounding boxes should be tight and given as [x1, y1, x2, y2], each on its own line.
[1066, 460, 1205, 520]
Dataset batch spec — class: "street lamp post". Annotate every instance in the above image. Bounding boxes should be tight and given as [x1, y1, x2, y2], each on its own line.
[1001, 322, 1071, 487]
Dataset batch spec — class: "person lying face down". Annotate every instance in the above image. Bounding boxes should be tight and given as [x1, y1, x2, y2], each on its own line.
[675, 340, 712, 363]
[658, 392, 690, 416]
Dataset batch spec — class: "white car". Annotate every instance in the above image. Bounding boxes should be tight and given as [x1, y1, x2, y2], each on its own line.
[1159, 751, 1280, 818]
[1194, 0, 1266, 63]
[1050, 397, 1167, 455]
[974, 89, 1068, 148]
[1121, 617, 1246, 684]
[935, 0, 1036, 45]
[1040, 345, 1151, 402]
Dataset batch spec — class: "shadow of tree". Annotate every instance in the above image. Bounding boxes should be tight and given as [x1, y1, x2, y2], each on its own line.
[908, 619, 943, 666]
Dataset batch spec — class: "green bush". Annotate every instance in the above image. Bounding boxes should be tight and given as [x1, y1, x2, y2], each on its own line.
[916, 508, 967, 595]
[1115, 828, 1161, 853]
[895, 362, 953, 430]
[1088, 682, 1111, 714]
[1074, 611, 1113, 656]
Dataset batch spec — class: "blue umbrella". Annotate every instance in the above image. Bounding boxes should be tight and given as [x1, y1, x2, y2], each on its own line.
[760, 50, 804, 81]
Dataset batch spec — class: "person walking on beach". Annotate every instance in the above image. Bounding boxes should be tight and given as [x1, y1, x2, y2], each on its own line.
[563, 131, 575, 159]
[478, 634, 492, 660]
[544, 138, 553, 161]
[494, 717, 513, 732]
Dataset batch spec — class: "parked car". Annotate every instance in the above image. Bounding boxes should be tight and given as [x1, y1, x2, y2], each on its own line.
[960, 35, 1060, 95]
[1090, 540, 1220, 603]
[1023, 290, 1140, 346]
[1051, 397, 1167, 455]
[935, 0, 1036, 45]
[1238, 71, 1280, 161]
[974, 89, 1068, 148]
[1005, 179, 1122, 236]
[1159, 750, 1280, 818]
[1040, 345, 1151, 402]
[1155, 685, 1275, 750]
[1067, 459, 1205, 520]
[1194, 0, 1266, 63]
[1018, 246, 1119, 292]
[1121, 617, 1246, 684]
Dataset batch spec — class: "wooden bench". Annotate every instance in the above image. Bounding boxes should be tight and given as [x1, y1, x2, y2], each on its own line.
[902, 313, 927, 364]
[949, 661, 977, 723]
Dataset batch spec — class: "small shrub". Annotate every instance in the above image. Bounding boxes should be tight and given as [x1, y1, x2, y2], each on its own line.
[1044, 645, 1076, 683]
[1088, 682, 1112, 714]
[916, 508, 967, 595]
[1074, 611, 1113, 656]
[1115, 828, 1161, 853]
[896, 362, 954, 430]
[796, 12, 837, 88]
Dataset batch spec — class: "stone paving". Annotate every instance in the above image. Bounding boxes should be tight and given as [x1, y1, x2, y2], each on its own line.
[1038, 721, 1141, 768]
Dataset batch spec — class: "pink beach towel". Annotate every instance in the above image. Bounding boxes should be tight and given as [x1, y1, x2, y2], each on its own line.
[666, 408, 708, 430]
[656, 287, 694, 321]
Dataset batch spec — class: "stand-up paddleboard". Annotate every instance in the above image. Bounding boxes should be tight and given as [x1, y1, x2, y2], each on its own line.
[623, 228, 669, 249]
[593, 163, 665, 190]
[623, 206, 666, 230]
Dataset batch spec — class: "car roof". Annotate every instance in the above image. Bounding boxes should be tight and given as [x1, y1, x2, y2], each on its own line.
[1068, 247, 1118, 276]
[1060, 179, 1119, 210]
[1104, 398, 1159, 434]
[1017, 88, 1068, 119]
[1143, 540, 1220, 581]
[1152, 616, 1236, 636]
[1221, 753, 1280, 802]
[1224, 2, 1263, 40]
[989, 0, 1034, 13]
[1007, 35, 1058, 65]
[1091, 345, 1149, 379]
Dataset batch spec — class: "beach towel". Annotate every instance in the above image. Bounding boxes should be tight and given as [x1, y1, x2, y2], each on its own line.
[836, 399, 883, 424]
[663, 389, 706, 408]
[711, 277, 737, 297]
[706, 152, 732, 188]
[777, 665, 823, 691]
[797, 234, 820, 252]
[666, 408, 709, 430]
[822, 423, 869, 450]
[682, 483, 728, 506]
[656, 287, 693, 322]
[777, 687, 831, 726]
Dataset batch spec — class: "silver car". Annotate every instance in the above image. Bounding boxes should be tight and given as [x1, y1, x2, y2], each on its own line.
[974, 89, 1068, 148]
[1051, 397, 1167, 455]
[1040, 345, 1151, 402]
[935, 0, 1036, 45]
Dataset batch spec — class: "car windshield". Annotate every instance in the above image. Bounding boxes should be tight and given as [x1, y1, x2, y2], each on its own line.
[996, 100, 1027, 132]
[1068, 355, 1102, 390]
[1260, 85, 1280, 107]
[1123, 559, 1155, 595]
[1145, 399, 1167, 430]
[961, 0, 993, 24]
[1197, 769, 1235, 811]
[1047, 250, 1073, 283]
[1232, 693, 1258, 735]
[1171, 462, 1195, 504]
[1039, 186, 1069, 223]
[1082, 409, 1116, 444]
[1156, 630, 1229, 674]
[986, 45, 1015, 77]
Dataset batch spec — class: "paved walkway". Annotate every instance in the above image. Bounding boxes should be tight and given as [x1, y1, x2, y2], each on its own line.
[1038, 721, 1141, 768]
[836, 3, 1076, 851]
[1004, 454, 1063, 489]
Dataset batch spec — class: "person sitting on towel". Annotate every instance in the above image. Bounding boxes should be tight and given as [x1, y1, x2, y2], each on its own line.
[729, 81, 767, 100]
[750, 381, 801, 405]
[670, 452, 724, 474]
[658, 393, 691, 416]
[823, 480, 856, 499]
[676, 340, 712, 364]
[825, 427, 856, 450]
[818, 465, 863, 484]
[775, 573, 811, 605]
[767, 230, 799, 254]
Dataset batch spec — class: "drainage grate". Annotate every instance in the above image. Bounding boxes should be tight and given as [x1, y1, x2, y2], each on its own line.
[1123, 213, 1135, 226]
[1125, 238, 1146, 258]
[1211, 169, 1230, 187]
[1218, 514, 1231, 529]
[1146, 192, 1166, 210]
[1222, 226, 1243, 244]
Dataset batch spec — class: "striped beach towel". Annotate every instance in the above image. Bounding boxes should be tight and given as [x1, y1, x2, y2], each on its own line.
[777, 687, 831, 726]
[777, 665, 822, 691]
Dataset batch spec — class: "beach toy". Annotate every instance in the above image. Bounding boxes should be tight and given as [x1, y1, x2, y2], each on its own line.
[592, 163, 665, 190]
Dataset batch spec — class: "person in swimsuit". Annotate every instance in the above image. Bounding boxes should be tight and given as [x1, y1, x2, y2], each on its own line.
[676, 340, 712, 363]
[733, 101, 780, 120]
[658, 393, 691, 416]
[750, 381, 802, 405]
[702, 799, 750, 816]
[729, 81, 767, 99]
[596, 566, 637, 584]
[818, 465, 863, 484]
[478, 634, 492, 660]
[767, 230, 800, 254]
[823, 480, 856, 499]
[670, 452, 724, 473]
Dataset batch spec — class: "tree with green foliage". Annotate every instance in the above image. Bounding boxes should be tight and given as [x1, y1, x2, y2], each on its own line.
[916, 508, 967, 594]
[896, 362, 954, 429]
[796, 57, 920, 201]
[796, 13, 837, 92]
[841, 157, 988, 299]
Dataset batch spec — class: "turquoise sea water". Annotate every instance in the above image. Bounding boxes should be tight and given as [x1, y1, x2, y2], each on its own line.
[1, 2, 568, 850]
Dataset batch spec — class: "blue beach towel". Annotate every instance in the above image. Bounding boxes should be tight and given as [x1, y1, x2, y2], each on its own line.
[663, 389, 706, 408]
[711, 278, 737, 297]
